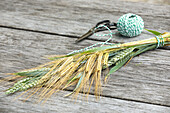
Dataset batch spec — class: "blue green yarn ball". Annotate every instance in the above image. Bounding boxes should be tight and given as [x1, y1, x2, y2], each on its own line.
[117, 13, 144, 37]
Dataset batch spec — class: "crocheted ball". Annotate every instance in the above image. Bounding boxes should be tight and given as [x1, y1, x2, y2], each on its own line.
[117, 13, 144, 37]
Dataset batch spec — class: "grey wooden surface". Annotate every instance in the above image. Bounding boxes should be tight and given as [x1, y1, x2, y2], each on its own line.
[0, 0, 170, 113]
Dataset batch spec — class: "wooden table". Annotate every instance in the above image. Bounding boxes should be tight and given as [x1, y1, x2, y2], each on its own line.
[0, 0, 170, 112]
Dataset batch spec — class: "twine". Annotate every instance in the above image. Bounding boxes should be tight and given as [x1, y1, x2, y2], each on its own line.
[155, 35, 164, 48]
[117, 13, 144, 37]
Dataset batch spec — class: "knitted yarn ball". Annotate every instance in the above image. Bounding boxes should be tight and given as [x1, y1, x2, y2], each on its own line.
[117, 13, 144, 37]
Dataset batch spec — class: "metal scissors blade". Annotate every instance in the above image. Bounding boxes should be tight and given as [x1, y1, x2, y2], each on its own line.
[75, 27, 95, 42]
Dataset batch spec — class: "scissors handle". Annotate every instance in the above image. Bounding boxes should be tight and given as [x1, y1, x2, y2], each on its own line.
[75, 20, 117, 42]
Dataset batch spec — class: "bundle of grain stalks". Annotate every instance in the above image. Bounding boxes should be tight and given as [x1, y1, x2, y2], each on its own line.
[3, 32, 170, 103]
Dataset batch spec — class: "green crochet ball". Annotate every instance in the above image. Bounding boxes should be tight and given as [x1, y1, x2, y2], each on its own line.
[117, 13, 144, 37]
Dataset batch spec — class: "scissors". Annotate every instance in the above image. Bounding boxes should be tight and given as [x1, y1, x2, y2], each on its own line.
[75, 20, 117, 42]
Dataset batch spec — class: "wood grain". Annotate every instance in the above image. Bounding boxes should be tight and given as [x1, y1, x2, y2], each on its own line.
[0, 0, 170, 112]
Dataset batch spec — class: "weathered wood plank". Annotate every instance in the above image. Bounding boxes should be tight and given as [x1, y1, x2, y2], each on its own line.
[1, 86, 170, 113]
[0, 0, 169, 43]
[0, 28, 170, 107]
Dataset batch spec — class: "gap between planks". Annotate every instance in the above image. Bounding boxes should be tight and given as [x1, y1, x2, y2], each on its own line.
[0, 25, 116, 43]
[0, 25, 169, 50]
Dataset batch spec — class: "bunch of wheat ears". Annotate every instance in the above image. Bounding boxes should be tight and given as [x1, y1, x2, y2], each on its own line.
[3, 31, 170, 103]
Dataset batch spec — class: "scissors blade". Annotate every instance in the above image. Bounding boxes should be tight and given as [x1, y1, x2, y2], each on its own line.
[75, 27, 95, 42]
